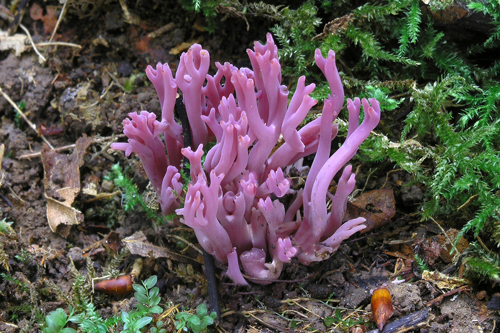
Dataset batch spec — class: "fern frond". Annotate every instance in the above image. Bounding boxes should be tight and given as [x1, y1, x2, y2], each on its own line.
[399, 0, 422, 54]
[347, 27, 420, 67]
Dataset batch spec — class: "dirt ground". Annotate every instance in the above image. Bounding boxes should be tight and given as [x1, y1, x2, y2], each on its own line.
[0, 1, 499, 332]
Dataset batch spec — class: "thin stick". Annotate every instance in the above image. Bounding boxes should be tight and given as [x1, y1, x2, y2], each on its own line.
[18, 134, 126, 159]
[165, 234, 204, 256]
[48, 0, 69, 45]
[0, 86, 53, 149]
[424, 285, 468, 307]
[457, 194, 478, 211]
[476, 235, 491, 254]
[18, 24, 46, 63]
[35, 42, 82, 49]
[147, 22, 175, 38]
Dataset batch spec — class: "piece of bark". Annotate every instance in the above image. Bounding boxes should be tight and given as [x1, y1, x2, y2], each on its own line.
[367, 308, 429, 333]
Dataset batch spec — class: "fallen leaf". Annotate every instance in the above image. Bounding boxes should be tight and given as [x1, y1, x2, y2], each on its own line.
[346, 188, 396, 233]
[0, 31, 28, 56]
[42, 135, 92, 237]
[104, 231, 122, 253]
[45, 195, 82, 237]
[436, 228, 469, 263]
[422, 270, 468, 290]
[123, 231, 191, 263]
[421, 237, 442, 266]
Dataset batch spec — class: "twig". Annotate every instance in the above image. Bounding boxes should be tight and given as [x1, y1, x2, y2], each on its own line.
[105, 71, 127, 92]
[203, 250, 221, 320]
[0, 86, 53, 149]
[424, 285, 468, 307]
[245, 312, 295, 333]
[148, 22, 175, 38]
[47, 0, 69, 45]
[165, 234, 204, 256]
[18, 134, 126, 159]
[362, 167, 377, 192]
[118, 0, 140, 25]
[84, 191, 121, 203]
[382, 168, 402, 188]
[18, 23, 46, 63]
[35, 42, 82, 49]
[476, 235, 492, 254]
[457, 194, 478, 211]
[333, 306, 364, 331]
[290, 300, 323, 319]
[9, 186, 25, 204]
[0, 193, 13, 207]
[367, 308, 430, 333]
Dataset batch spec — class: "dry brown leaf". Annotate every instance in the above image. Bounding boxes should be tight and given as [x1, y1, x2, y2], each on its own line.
[123, 231, 190, 263]
[436, 228, 469, 263]
[0, 32, 28, 56]
[42, 136, 92, 237]
[422, 270, 468, 290]
[45, 195, 82, 237]
[346, 188, 396, 233]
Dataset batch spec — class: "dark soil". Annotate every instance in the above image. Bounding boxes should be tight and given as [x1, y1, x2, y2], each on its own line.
[0, 1, 498, 332]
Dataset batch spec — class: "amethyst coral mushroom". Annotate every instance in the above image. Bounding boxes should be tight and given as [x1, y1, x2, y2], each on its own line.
[111, 33, 381, 285]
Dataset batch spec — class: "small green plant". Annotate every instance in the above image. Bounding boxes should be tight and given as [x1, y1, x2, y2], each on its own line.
[324, 308, 365, 329]
[149, 320, 167, 333]
[121, 275, 163, 333]
[0, 273, 29, 293]
[15, 100, 25, 128]
[106, 163, 168, 225]
[40, 275, 164, 333]
[413, 253, 429, 272]
[464, 242, 500, 282]
[123, 73, 145, 93]
[42, 307, 77, 333]
[0, 218, 15, 237]
[69, 302, 118, 333]
[359, 85, 403, 112]
[15, 248, 31, 265]
[175, 303, 216, 333]
[177, 0, 219, 33]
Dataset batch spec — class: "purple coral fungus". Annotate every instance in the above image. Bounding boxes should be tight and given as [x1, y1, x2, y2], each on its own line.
[112, 33, 381, 285]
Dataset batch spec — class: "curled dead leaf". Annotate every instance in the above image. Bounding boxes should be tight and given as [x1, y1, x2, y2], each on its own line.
[422, 270, 468, 290]
[123, 231, 192, 263]
[42, 136, 92, 237]
[45, 195, 83, 237]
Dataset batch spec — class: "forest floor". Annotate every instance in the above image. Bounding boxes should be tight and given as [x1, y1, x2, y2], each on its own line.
[0, 1, 499, 332]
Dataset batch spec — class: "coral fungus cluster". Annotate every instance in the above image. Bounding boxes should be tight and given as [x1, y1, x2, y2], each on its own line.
[112, 33, 380, 285]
